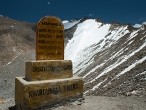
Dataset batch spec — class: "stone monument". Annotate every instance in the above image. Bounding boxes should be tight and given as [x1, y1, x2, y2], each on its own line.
[15, 16, 83, 110]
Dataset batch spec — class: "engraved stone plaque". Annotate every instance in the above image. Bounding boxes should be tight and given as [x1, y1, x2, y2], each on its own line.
[36, 16, 64, 60]
[15, 76, 83, 109]
[25, 60, 73, 81]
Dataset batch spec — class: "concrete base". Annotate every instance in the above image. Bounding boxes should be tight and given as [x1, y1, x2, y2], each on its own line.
[15, 76, 83, 110]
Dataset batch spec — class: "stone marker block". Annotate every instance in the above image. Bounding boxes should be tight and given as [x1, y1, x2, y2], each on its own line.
[36, 16, 64, 60]
[15, 76, 83, 110]
[25, 60, 73, 81]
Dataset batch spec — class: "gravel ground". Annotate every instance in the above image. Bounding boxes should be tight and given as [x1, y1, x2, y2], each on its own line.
[0, 51, 146, 110]
[51, 96, 146, 110]
[0, 96, 146, 110]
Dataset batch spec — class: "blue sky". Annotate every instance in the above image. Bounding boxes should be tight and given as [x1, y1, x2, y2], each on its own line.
[0, 0, 146, 24]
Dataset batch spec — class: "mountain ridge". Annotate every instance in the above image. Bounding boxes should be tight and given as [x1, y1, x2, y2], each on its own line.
[64, 19, 146, 97]
[0, 16, 146, 99]
[0, 16, 146, 109]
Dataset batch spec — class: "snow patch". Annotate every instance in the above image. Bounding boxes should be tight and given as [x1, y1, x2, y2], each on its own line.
[63, 20, 80, 29]
[91, 41, 146, 83]
[115, 55, 146, 78]
[65, 19, 110, 62]
[142, 22, 146, 25]
[128, 30, 139, 40]
[3, 56, 17, 67]
[133, 24, 142, 28]
[62, 20, 69, 24]
[65, 20, 130, 77]
[83, 63, 105, 78]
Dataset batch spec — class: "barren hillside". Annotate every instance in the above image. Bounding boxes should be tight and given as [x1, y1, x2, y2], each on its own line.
[0, 17, 146, 109]
[0, 16, 35, 66]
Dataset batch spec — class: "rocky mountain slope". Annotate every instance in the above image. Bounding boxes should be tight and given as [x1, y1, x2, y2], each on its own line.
[64, 19, 146, 97]
[0, 17, 146, 108]
[0, 16, 35, 66]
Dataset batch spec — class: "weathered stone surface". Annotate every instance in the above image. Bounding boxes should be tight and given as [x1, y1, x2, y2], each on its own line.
[36, 16, 64, 60]
[25, 60, 73, 81]
[15, 76, 83, 110]
[15, 16, 84, 110]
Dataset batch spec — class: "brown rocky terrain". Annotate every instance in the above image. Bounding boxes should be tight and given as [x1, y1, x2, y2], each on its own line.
[64, 20, 146, 97]
[0, 16, 35, 66]
[0, 16, 146, 109]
